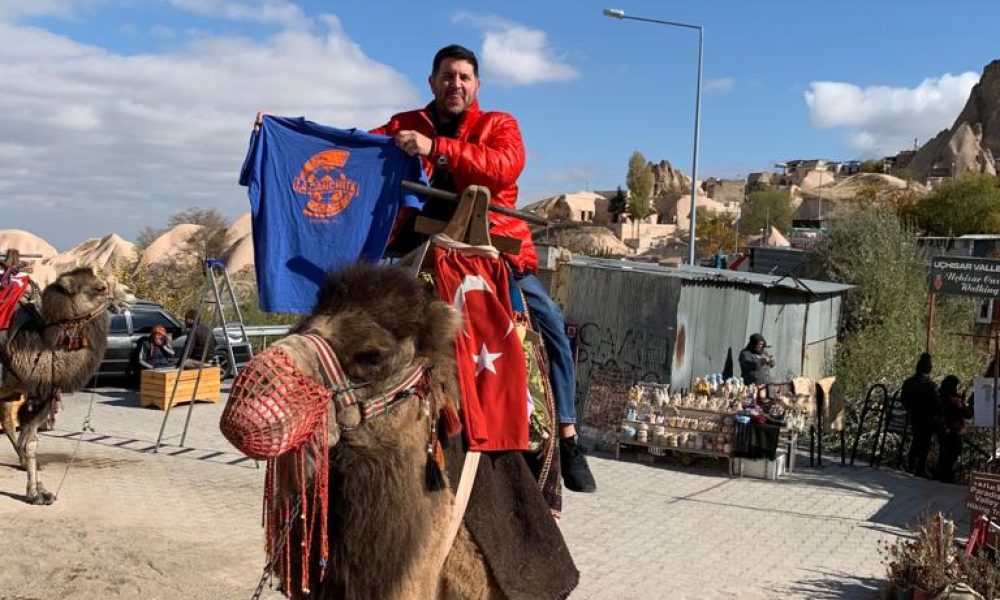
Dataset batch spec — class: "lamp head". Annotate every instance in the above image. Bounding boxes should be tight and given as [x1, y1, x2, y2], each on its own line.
[603, 8, 625, 18]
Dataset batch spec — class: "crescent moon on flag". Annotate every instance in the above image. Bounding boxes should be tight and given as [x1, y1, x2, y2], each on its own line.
[451, 274, 515, 338]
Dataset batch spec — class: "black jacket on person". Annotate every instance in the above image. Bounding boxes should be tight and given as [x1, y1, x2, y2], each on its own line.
[137, 336, 175, 370]
[183, 322, 217, 362]
[739, 349, 771, 385]
[900, 373, 938, 424]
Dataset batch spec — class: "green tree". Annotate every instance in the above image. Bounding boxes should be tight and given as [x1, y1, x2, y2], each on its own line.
[805, 207, 925, 334]
[803, 206, 982, 406]
[896, 166, 917, 183]
[913, 173, 1000, 235]
[625, 151, 654, 222]
[742, 188, 794, 235]
[695, 208, 742, 258]
[859, 159, 884, 174]
[608, 186, 628, 223]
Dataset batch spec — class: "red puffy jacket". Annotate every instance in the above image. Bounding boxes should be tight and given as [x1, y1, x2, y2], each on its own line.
[372, 101, 537, 273]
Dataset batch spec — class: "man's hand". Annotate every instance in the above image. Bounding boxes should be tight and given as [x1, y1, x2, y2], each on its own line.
[395, 130, 433, 157]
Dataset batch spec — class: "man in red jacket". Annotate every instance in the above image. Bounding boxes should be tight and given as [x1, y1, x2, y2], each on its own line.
[374, 44, 596, 493]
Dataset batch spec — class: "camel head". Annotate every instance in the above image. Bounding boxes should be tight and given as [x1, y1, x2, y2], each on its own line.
[41, 267, 115, 322]
[221, 263, 460, 460]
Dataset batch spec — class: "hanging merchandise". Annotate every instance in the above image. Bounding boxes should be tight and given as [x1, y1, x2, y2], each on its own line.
[612, 377, 816, 480]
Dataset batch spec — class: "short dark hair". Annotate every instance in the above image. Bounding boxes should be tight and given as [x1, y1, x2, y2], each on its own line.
[432, 44, 478, 77]
[916, 352, 932, 375]
[184, 309, 198, 321]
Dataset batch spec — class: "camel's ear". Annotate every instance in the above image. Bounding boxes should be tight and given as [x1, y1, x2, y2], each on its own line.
[54, 274, 78, 295]
[419, 300, 460, 357]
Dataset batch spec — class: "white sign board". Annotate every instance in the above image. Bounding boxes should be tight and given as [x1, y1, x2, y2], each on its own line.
[974, 377, 1000, 428]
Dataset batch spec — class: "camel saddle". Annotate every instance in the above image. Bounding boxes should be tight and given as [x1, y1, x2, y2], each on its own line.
[444, 439, 579, 600]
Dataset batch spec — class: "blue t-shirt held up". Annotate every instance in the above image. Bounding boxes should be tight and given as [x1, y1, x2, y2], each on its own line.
[239, 115, 425, 313]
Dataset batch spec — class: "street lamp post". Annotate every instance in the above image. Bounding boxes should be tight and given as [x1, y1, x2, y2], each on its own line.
[604, 8, 703, 266]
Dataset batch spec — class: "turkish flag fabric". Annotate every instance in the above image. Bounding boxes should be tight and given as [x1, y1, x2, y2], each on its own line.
[433, 246, 529, 451]
[0, 273, 29, 330]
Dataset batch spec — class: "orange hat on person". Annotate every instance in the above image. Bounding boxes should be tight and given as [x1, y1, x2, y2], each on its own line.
[151, 325, 167, 336]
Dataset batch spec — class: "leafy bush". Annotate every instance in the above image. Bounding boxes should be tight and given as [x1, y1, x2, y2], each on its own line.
[913, 174, 1000, 236]
[804, 207, 983, 442]
[881, 513, 1000, 598]
[114, 261, 297, 328]
[880, 513, 957, 596]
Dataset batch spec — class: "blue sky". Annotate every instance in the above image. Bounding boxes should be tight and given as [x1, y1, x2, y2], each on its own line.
[1, 0, 998, 249]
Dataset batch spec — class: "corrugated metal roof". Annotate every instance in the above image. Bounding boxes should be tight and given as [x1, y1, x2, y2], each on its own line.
[566, 256, 853, 295]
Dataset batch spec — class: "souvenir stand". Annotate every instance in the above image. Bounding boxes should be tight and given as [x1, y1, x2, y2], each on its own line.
[609, 375, 817, 480]
[616, 381, 737, 474]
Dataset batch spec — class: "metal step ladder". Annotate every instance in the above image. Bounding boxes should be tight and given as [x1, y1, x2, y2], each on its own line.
[154, 259, 254, 452]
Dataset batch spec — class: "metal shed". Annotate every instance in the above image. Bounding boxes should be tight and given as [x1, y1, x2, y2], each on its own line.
[550, 257, 852, 411]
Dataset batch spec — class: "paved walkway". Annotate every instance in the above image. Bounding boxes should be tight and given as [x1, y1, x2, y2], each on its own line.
[0, 384, 968, 599]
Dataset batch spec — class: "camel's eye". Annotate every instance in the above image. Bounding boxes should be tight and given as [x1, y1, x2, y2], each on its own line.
[355, 351, 385, 367]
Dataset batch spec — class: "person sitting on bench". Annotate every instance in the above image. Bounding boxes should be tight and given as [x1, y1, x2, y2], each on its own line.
[137, 325, 175, 371]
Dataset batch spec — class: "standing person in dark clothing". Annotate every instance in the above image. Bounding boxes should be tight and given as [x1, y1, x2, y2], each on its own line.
[935, 375, 972, 483]
[900, 352, 938, 478]
[739, 333, 774, 386]
[179, 309, 217, 368]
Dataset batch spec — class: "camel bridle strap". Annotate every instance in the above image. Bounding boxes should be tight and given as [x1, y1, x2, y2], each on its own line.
[44, 300, 109, 329]
[299, 333, 430, 426]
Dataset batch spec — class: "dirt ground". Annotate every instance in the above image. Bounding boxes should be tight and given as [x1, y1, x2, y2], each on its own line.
[0, 433, 283, 600]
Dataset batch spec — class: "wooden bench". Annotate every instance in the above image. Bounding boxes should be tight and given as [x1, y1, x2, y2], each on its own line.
[140, 367, 221, 410]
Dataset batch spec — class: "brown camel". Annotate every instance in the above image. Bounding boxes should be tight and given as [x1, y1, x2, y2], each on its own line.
[0, 267, 131, 505]
[221, 264, 577, 600]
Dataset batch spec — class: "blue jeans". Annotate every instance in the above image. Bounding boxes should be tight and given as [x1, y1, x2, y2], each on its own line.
[512, 273, 577, 424]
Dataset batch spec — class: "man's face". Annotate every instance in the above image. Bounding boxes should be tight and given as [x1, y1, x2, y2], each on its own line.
[185, 317, 194, 328]
[755, 341, 766, 352]
[429, 58, 479, 119]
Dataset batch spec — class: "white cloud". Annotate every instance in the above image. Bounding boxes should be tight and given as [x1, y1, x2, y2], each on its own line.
[0, 0, 94, 20]
[704, 77, 735, 93]
[165, 0, 311, 30]
[804, 72, 979, 156]
[452, 12, 578, 86]
[0, 17, 420, 248]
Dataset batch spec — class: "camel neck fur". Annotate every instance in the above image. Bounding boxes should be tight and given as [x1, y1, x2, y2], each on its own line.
[293, 399, 454, 600]
[7, 315, 108, 394]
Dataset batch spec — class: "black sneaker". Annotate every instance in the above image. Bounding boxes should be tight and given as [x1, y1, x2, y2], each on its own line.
[560, 436, 597, 493]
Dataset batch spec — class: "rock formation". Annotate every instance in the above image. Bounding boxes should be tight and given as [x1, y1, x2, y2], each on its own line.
[904, 60, 1000, 180]
[649, 159, 691, 197]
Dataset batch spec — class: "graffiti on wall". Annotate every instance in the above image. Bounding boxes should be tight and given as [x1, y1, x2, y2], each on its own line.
[570, 321, 673, 393]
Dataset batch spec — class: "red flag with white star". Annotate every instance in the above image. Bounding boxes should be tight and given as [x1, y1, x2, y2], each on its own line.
[433, 246, 528, 451]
